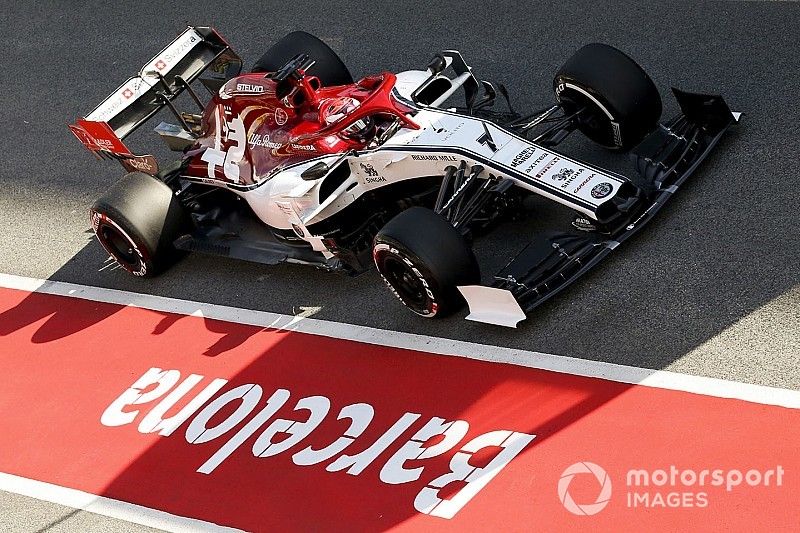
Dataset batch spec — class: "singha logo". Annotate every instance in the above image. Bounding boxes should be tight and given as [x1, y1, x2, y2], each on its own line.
[552, 168, 574, 181]
[360, 163, 379, 177]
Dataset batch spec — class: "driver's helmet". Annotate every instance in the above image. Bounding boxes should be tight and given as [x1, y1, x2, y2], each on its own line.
[319, 97, 374, 139]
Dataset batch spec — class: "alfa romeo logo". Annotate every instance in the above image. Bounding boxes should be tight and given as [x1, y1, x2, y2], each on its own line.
[558, 461, 612, 516]
[591, 182, 613, 199]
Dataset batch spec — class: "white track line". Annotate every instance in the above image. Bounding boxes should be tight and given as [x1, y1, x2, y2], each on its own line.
[1, 273, 798, 408]
[0, 473, 243, 532]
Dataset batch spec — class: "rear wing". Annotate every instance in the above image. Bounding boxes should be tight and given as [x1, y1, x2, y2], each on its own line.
[68, 26, 242, 174]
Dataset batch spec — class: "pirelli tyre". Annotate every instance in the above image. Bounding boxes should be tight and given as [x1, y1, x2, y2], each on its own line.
[90, 172, 187, 278]
[554, 43, 662, 151]
[373, 207, 480, 318]
[252, 31, 353, 86]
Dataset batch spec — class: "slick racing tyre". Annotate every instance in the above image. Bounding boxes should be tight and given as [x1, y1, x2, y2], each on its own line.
[373, 207, 480, 318]
[252, 31, 353, 86]
[90, 172, 187, 278]
[554, 43, 662, 151]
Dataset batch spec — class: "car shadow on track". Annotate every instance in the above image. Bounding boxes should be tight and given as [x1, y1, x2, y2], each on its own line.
[0, 247, 270, 359]
[0, 287, 123, 345]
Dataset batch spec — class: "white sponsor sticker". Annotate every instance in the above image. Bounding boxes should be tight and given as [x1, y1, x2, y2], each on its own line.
[142, 28, 202, 76]
[86, 76, 154, 122]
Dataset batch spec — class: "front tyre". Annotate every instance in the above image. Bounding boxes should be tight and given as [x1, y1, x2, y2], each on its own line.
[554, 43, 662, 151]
[373, 207, 480, 318]
[90, 172, 187, 278]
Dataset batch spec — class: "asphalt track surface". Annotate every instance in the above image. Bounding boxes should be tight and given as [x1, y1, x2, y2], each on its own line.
[0, 1, 798, 529]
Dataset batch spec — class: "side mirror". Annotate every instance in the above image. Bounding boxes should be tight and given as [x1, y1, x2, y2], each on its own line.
[427, 54, 447, 75]
[301, 161, 329, 180]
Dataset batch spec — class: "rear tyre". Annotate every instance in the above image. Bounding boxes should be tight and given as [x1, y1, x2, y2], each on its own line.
[252, 31, 353, 86]
[373, 207, 480, 318]
[90, 172, 187, 277]
[554, 43, 662, 151]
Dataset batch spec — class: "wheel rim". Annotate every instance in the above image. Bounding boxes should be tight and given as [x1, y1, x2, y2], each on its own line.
[101, 226, 137, 265]
[558, 88, 617, 148]
[383, 256, 429, 309]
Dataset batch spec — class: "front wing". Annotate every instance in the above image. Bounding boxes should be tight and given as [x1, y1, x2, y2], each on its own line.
[459, 89, 740, 327]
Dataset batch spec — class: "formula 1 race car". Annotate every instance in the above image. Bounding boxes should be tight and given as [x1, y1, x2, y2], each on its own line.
[70, 27, 739, 327]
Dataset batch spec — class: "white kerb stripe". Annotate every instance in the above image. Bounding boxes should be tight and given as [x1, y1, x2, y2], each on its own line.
[0, 472, 243, 533]
[0, 273, 798, 409]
